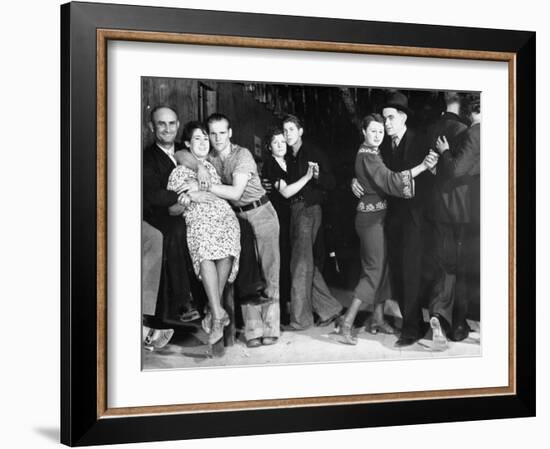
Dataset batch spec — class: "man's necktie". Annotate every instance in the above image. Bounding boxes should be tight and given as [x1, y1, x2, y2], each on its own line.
[392, 136, 399, 151]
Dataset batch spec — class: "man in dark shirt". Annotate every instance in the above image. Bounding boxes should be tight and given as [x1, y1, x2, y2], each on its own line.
[283, 114, 343, 330]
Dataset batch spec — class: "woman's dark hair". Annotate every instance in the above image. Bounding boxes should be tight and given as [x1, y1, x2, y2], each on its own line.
[361, 113, 384, 131]
[182, 120, 208, 143]
[264, 126, 285, 152]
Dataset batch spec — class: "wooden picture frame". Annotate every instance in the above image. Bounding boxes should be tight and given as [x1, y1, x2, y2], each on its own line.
[61, 1, 535, 446]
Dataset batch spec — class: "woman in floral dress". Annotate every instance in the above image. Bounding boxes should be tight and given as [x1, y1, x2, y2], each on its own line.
[167, 121, 240, 346]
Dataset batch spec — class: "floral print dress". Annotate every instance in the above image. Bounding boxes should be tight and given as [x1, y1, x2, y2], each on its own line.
[167, 161, 240, 282]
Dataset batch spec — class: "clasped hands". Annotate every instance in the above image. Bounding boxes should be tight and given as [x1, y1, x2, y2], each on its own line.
[423, 149, 439, 170]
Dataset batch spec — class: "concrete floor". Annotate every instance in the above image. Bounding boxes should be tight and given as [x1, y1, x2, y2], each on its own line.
[143, 288, 481, 370]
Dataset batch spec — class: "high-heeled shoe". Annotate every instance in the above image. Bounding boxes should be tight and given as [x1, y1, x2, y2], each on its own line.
[365, 319, 395, 335]
[336, 319, 357, 345]
[201, 312, 212, 334]
[208, 311, 230, 345]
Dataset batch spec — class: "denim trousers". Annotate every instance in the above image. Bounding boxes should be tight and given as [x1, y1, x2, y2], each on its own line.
[289, 203, 343, 329]
[237, 202, 281, 340]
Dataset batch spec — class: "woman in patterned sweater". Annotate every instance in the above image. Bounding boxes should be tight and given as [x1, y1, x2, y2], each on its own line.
[338, 114, 437, 345]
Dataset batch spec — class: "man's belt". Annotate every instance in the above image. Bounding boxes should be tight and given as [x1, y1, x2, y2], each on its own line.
[232, 195, 269, 213]
[290, 195, 305, 205]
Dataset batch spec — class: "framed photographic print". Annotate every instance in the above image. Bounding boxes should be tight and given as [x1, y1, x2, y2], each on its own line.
[61, 1, 535, 446]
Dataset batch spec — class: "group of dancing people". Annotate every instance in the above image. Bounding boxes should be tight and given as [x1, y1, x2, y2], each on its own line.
[142, 89, 480, 354]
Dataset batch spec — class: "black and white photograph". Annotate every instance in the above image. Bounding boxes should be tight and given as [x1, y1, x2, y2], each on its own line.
[141, 77, 481, 369]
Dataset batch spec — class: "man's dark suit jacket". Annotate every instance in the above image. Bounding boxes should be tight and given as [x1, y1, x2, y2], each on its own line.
[143, 143, 180, 228]
[439, 123, 481, 224]
[381, 128, 431, 225]
[426, 112, 469, 223]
